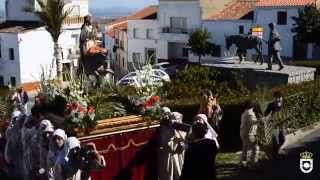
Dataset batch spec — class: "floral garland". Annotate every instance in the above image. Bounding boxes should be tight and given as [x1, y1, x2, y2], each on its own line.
[64, 101, 97, 131]
[39, 69, 97, 132]
[144, 95, 161, 120]
[129, 95, 161, 120]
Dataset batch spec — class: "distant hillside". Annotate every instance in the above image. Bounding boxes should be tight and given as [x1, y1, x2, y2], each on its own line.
[90, 7, 132, 18]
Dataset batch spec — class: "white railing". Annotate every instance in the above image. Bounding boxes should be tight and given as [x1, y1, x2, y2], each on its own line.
[63, 16, 84, 25]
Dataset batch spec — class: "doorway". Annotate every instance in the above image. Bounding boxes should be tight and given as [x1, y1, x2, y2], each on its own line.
[293, 36, 307, 60]
[145, 48, 156, 65]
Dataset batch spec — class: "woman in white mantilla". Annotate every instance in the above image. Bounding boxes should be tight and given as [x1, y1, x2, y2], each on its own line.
[158, 107, 186, 180]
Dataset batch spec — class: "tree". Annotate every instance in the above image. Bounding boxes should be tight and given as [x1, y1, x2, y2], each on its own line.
[292, 5, 320, 46]
[26, 0, 72, 81]
[188, 28, 216, 65]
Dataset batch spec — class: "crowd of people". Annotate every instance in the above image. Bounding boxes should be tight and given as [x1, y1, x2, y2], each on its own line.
[0, 87, 286, 180]
[157, 89, 286, 180]
[157, 89, 223, 180]
[10, 87, 29, 114]
[1, 96, 106, 180]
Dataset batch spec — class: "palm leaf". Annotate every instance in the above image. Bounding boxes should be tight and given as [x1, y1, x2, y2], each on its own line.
[26, 0, 72, 42]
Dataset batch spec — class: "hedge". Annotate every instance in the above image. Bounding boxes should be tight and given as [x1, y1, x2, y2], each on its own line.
[162, 79, 320, 151]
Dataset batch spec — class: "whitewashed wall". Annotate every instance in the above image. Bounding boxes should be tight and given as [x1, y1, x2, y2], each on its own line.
[195, 7, 303, 61]
[6, 0, 39, 21]
[6, 0, 89, 21]
[190, 20, 252, 62]
[254, 7, 300, 57]
[0, 26, 82, 85]
[105, 35, 115, 61]
[58, 28, 81, 63]
[65, 0, 89, 17]
[18, 28, 82, 83]
[115, 30, 128, 75]
[0, 33, 21, 85]
[168, 42, 188, 59]
[158, 1, 202, 31]
[18, 29, 54, 83]
[127, 20, 164, 63]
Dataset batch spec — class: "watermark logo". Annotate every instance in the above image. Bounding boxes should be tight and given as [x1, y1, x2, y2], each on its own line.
[300, 151, 313, 174]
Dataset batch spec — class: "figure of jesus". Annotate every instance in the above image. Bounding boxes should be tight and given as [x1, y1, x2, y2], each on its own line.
[80, 15, 107, 57]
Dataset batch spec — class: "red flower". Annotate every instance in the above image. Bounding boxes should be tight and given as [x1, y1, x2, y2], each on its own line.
[144, 100, 153, 108]
[87, 106, 95, 113]
[149, 95, 160, 105]
[71, 102, 79, 110]
[78, 106, 85, 113]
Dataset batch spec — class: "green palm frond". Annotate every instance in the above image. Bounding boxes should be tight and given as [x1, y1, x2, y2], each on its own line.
[25, 0, 72, 42]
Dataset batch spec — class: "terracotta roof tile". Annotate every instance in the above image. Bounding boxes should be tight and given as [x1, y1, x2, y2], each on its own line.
[160, 0, 198, 1]
[207, 0, 317, 20]
[0, 21, 44, 33]
[20, 81, 40, 92]
[106, 5, 157, 37]
[256, 0, 316, 7]
[207, 0, 255, 20]
[106, 22, 128, 37]
[127, 5, 158, 20]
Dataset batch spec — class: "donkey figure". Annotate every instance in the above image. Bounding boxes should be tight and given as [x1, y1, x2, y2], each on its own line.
[225, 35, 264, 64]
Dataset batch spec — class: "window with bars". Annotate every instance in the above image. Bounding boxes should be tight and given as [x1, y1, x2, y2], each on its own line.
[146, 29, 153, 39]
[170, 17, 187, 33]
[10, 76, 16, 87]
[0, 76, 4, 86]
[182, 48, 189, 57]
[239, 25, 244, 34]
[133, 28, 138, 38]
[277, 11, 287, 25]
[9, 48, 14, 60]
[71, 34, 79, 45]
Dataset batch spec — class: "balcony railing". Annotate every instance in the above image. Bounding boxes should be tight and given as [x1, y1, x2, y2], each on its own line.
[162, 27, 189, 34]
[63, 16, 84, 25]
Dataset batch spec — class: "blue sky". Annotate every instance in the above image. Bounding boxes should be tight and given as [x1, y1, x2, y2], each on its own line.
[90, 0, 158, 9]
[0, 0, 159, 10]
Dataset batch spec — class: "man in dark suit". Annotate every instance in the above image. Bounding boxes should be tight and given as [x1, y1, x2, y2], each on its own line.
[267, 23, 284, 71]
[265, 91, 285, 159]
[180, 122, 218, 180]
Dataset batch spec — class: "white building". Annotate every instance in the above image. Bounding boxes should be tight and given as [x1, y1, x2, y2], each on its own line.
[158, 0, 202, 61]
[106, 6, 160, 78]
[106, 0, 320, 76]
[0, 0, 89, 87]
[128, 19, 166, 66]
[200, 0, 320, 62]
[105, 0, 202, 78]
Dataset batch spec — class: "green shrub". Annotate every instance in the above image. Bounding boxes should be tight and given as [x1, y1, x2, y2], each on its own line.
[160, 66, 251, 100]
[271, 80, 320, 129]
[163, 79, 320, 150]
[0, 87, 9, 99]
[89, 89, 127, 120]
[161, 66, 218, 99]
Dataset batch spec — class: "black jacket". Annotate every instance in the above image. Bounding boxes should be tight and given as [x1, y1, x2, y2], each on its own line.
[180, 138, 218, 180]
